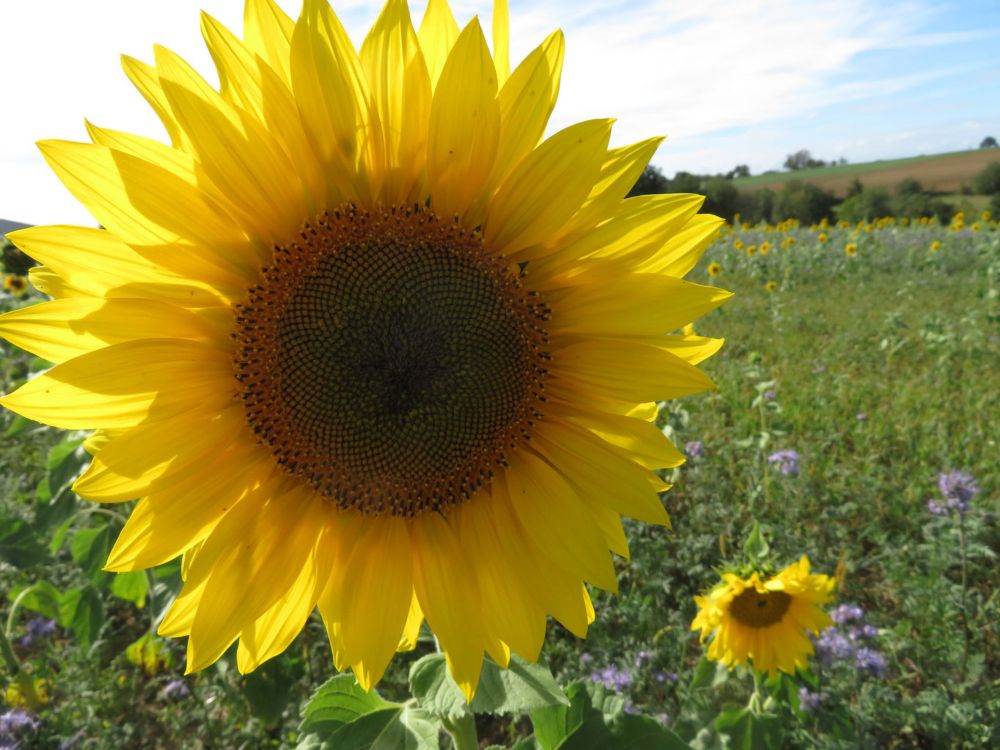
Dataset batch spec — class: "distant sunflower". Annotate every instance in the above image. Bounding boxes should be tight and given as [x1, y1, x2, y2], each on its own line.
[765, 281, 778, 293]
[692, 557, 834, 676]
[3, 275, 27, 296]
[845, 243, 858, 257]
[746, 245, 757, 257]
[0, 0, 730, 698]
[930, 240, 942, 252]
[708, 262, 722, 277]
[759, 241, 770, 255]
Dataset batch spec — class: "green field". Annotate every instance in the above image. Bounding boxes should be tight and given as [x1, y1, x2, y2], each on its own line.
[734, 148, 999, 197]
[1, 220, 998, 748]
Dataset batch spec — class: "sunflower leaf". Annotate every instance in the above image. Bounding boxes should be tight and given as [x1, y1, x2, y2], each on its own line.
[410, 653, 568, 720]
[299, 674, 392, 737]
[714, 707, 782, 750]
[298, 703, 438, 750]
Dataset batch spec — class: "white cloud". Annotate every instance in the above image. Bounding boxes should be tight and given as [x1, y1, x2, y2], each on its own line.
[0, 0, 970, 226]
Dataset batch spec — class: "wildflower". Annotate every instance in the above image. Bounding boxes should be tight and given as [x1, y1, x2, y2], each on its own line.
[591, 665, 633, 691]
[653, 670, 677, 684]
[634, 650, 653, 668]
[938, 470, 979, 504]
[845, 243, 857, 257]
[818, 233, 828, 243]
[764, 389, 776, 401]
[685, 440, 705, 459]
[798, 687, 824, 713]
[708, 262, 722, 277]
[579, 652, 593, 665]
[930, 240, 941, 252]
[162, 679, 191, 700]
[856, 412, 867, 421]
[2, 679, 48, 709]
[854, 647, 887, 678]
[0, 0, 731, 699]
[765, 281, 778, 293]
[18, 618, 56, 648]
[815, 628, 854, 666]
[830, 603, 864, 625]
[125, 634, 171, 676]
[927, 499, 949, 516]
[768, 449, 800, 476]
[0, 709, 40, 742]
[691, 556, 835, 676]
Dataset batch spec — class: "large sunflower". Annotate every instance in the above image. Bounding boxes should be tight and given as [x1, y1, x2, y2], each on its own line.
[1, 0, 730, 698]
[691, 557, 835, 676]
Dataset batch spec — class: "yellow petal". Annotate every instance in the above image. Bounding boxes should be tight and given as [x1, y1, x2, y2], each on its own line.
[8, 226, 228, 307]
[396, 592, 423, 652]
[0, 297, 226, 364]
[504, 450, 617, 592]
[341, 517, 413, 691]
[485, 119, 611, 258]
[427, 18, 500, 219]
[492, 0, 510, 87]
[563, 410, 685, 470]
[1, 339, 235, 430]
[661, 335, 725, 365]
[360, 0, 431, 204]
[121, 55, 190, 151]
[412, 513, 485, 701]
[635, 214, 726, 277]
[74, 407, 246, 502]
[418, 0, 460, 88]
[243, 0, 295, 84]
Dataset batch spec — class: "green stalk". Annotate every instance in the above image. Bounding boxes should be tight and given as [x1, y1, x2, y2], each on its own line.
[442, 713, 479, 750]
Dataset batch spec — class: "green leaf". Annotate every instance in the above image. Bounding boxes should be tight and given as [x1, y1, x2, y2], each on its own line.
[689, 658, 730, 690]
[300, 674, 391, 737]
[46, 435, 86, 496]
[743, 521, 769, 560]
[3, 413, 33, 438]
[110, 570, 149, 608]
[70, 524, 111, 581]
[0, 517, 48, 567]
[531, 681, 591, 750]
[714, 708, 782, 750]
[304, 706, 439, 750]
[7, 581, 62, 621]
[606, 715, 694, 750]
[58, 586, 104, 644]
[410, 653, 568, 720]
[243, 656, 297, 726]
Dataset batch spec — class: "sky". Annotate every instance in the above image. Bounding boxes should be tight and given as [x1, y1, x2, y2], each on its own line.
[1, 0, 999, 226]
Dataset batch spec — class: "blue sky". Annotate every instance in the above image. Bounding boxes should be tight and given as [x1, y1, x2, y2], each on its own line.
[1, 0, 998, 225]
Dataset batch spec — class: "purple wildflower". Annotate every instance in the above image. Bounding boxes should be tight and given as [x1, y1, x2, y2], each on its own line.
[653, 670, 678, 684]
[633, 650, 653, 668]
[591, 665, 632, 691]
[937, 470, 979, 504]
[655, 712, 670, 724]
[856, 412, 867, 421]
[945, 496, 971, 514]
[927, 499, 949, 516]
[18, 617, 56, 647]
[579, 652, 593, 665]
[815, 628, 854, 666]
[768, 449, 800, 476]
[830, 604, 864, 625]
[0, 708, 39, 747]
[764, 389, 776, 401]
[623, 704, 641, 715]
[685, 440, 705, 459]
[855, 648, 887, 678]
[162, 679, 190, 700]
[849, 624, 879, 641]
[798, 687, 825, 713]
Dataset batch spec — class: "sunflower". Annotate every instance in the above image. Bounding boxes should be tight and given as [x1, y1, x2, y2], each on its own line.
[930, 240, 942, 252]
[845, 243, 857, 257]
[746, 245, 757, 257]
[759, 241, 770, 255]
[691, 556, 834, 676]
[3, 275, 27, 296]
[707, 262, 722, 277]
[1, 0, 730, 699]
[764, 281, 778, 293]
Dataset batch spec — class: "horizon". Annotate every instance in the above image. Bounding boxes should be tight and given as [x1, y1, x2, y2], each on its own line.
[1, 0, 999, 226]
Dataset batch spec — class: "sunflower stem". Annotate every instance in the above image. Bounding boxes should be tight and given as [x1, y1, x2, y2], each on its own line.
[0, 624, 20, 675]
[442, 712, 479, 750]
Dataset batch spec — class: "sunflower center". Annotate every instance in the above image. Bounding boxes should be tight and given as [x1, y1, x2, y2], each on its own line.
[233, 204, 550, 517]
[729, 588, 792, 628]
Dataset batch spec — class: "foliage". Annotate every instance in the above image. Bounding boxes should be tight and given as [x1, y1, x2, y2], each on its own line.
[972, 161, 1000, 195]
[980, 136, 998, 149]
[772, 181, 837, 224]
[836, 186, 892, 222]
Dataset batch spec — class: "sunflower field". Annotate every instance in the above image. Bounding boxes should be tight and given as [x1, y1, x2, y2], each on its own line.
[1, 0, 999, 747]
[1, 211, 996, 749]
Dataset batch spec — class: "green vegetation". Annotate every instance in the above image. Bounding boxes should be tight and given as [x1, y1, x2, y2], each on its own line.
[1, 218, 997, 748]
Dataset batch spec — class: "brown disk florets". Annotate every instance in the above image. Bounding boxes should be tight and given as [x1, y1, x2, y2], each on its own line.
[233, 204, 550, 517]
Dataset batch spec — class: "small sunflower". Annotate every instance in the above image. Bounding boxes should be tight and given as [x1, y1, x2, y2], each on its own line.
[0, 0, 729, 698]
[3, 275, 28, 296]
[930, 240, 942, 252]
[845, 243, 857, 257]
[764, 281, 778, 293]
[708, 261, 722, 277]
[692, 557, 834, 676]
[759, 241, 770, 255]
[733, 239, 744, 251]
[817, 232, 828, 243]
[746, 245, 757, 257]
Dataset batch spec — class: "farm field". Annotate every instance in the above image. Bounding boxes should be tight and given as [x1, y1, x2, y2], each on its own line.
[1, 214, 997, 748]
[734, 148, 1000, 197]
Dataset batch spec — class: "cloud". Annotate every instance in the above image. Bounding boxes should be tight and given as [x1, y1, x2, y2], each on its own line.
[0, 0, 986, 225]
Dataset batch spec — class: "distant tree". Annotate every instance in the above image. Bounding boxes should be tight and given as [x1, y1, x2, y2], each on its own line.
[895, 177, 924, 196]
[981, 136, 998, 149]
[837, 187, 892, 223]
[667, 171, 703, 194]
[783, 150, 827, 171]
[972, 162, 1000, 195]
[735, 188, 775, 225]
[889, 179, 950, 221]
[727, 164, 751, 179]
[772, 181, 837, 223]
[846, 178, 864, 199]
[628, 165, 670, 196]
[701, 177, 740, 220]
